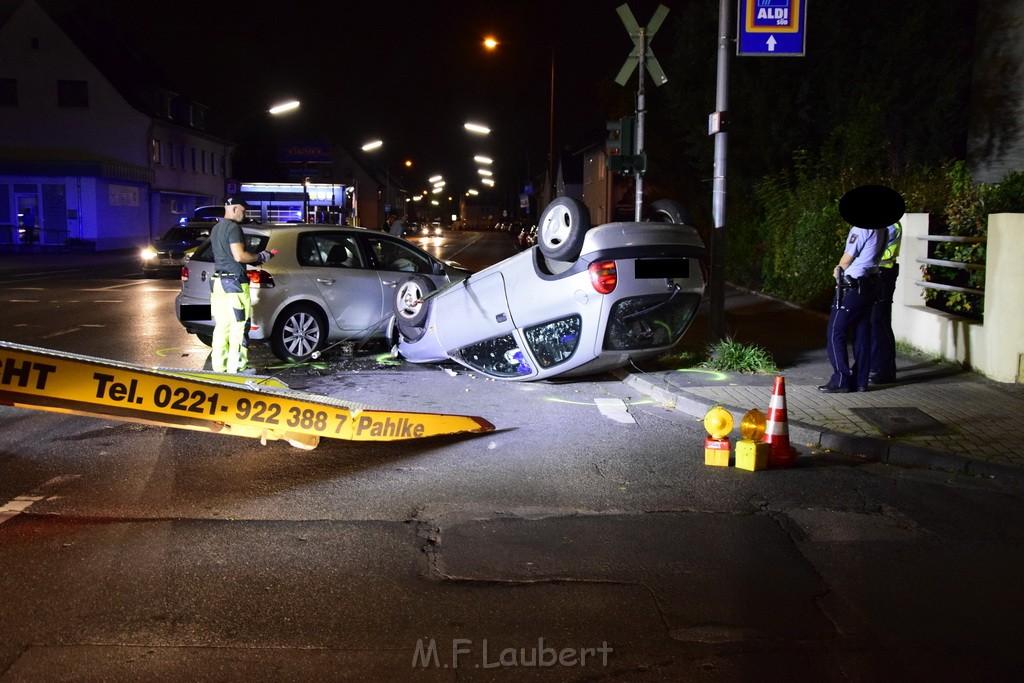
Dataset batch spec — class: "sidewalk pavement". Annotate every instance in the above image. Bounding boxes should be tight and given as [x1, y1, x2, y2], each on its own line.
[619, 286, 1024, 481]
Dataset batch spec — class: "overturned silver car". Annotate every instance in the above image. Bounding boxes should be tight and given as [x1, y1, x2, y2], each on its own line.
[388, 198, 707, 380]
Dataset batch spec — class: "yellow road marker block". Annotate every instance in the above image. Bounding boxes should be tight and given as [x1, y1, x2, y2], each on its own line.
[735, 409, 769, 471]
[703, 405, 733, 467]
[0, 341, 494, 449]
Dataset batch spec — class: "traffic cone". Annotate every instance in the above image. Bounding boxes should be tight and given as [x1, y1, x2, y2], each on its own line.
[764, 375, 798, 468]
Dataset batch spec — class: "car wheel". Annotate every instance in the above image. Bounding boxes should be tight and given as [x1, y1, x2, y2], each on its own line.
[392, 274, 436, 342]
[537, 197, 591, 262]
[270, 303, 327, 362]
[195, 332, 213, 347]
[645, 199, 692, 226]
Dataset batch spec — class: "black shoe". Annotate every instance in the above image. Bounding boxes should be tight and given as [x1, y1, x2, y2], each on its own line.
[856, 386, 870, 392]
[869, 375, 896, 386]
[818, 384, 851, 394]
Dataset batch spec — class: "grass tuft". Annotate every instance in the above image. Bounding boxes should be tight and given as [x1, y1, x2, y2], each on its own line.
[700, 338, 779, 374]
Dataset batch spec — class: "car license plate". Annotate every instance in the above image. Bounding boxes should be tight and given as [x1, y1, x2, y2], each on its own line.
[635, 258, 689, 279]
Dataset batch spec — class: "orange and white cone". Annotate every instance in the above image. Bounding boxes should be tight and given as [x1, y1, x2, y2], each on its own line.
[764, 375, 798, 468]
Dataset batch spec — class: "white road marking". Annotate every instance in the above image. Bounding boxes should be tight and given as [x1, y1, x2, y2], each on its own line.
[0, 475, 80, 525]
[0, 496, 45, 524]
[594, 398, 637, 424]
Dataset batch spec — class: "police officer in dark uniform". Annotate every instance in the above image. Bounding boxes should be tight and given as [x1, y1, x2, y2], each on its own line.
[819, 225, 887, 393]
[870, 222, 902, 385]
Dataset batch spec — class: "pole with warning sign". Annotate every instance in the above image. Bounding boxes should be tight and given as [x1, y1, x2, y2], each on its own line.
[613, 3, 669, 221]
[0, 341, 494, 450]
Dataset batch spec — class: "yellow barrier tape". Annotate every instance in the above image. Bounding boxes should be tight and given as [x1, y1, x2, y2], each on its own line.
[0, 342, 494, 446]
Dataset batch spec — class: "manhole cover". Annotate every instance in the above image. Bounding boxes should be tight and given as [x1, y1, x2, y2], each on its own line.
[850, 407, 953, 437]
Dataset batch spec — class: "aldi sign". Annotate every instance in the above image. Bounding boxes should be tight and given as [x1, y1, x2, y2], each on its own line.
[737, 0, 807, 56]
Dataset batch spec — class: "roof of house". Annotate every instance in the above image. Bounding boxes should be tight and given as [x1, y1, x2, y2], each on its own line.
[0, 0, 217, 135]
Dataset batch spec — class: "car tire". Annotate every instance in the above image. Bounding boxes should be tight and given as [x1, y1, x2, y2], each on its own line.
[392, 274, 436, 342]
[270, 303, 327, 362]
[537, 197, 591, 262]
[195, 332, 213, 347]
[645, 199, 692, 226]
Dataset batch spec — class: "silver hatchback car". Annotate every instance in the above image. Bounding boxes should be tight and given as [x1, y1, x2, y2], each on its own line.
[389, 198, 707, 380]
[176, 224, 470, 362]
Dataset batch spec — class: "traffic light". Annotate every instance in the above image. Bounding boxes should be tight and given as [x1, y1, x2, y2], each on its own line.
[606, 117, 636, 157]
[606, 117, 639, 173]
[606, 119, 623, 156]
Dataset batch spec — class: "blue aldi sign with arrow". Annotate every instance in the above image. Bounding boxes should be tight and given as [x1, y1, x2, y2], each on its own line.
[737, 0, 807, 56]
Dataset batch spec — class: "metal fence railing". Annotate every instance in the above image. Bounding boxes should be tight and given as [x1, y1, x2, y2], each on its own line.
[914, 235, 986, 297]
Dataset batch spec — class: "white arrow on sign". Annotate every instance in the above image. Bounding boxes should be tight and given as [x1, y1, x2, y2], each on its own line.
[767, 35, 777, 52]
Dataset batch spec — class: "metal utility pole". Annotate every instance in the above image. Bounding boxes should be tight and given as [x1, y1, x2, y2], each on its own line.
[708, 0, 731, 342]
[633, 26, 647, 221]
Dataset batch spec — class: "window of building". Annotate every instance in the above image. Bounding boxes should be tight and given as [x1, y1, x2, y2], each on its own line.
[201, 150, 207, 174]
[151, 139, 162, 164]
[56, 80, 88, 107]
[191, 148, 197, 172]
[0, 79, 16, 106]
[167, 141, 175, 168]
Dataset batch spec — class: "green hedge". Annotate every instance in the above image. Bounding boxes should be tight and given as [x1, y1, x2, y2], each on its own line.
[727, 159, 1024, 314]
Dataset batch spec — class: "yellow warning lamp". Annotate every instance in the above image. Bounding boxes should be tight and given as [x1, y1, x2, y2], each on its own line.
[703, 406, 733, 467]
[703, 405, 734, 440]
[735, 408, 770, 472]
[740, 409, 767, 441]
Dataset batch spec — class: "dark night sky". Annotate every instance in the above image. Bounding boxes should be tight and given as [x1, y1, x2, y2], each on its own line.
[97, 0, 679, 195]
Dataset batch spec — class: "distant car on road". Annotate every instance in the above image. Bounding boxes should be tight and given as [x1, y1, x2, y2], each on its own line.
[421, 221, 443, 237]
[175, 224, 470, 362]
[141, 222, 214, 275]
[389, 198, 706, 381]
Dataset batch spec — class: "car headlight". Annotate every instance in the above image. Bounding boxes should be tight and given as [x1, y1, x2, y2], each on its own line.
[141, 247, 157, 260]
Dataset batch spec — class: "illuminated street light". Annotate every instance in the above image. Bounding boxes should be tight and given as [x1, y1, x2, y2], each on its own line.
[477, 169, 493, 177]
[361, 139, 383, 152]
[433, 181, 446, 188]
[483, 36, 499, 51]
[466, 189, 479, 196]
[428, 175, 443, 183]
[481, 178, 495, 187]
[464, 122, 491, 135]
[474, 155, 493, 165]
[268, 100, 300, 115]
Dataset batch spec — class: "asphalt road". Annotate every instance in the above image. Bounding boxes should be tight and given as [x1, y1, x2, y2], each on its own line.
[1, 232, 1024, 681]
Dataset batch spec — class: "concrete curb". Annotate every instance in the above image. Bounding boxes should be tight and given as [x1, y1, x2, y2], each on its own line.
[619, 371, 1024, 482]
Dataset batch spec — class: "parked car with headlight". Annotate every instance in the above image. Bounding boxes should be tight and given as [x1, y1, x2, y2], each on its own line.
[175, 224, 470, 361]
[389, 198, 706, 381]
[141, 222, 214, 275]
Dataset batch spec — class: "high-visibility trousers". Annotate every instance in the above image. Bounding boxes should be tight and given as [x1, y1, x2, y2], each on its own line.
[210, 277, 252, 373]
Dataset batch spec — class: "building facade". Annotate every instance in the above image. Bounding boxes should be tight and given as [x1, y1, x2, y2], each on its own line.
[0, 0, 230, 250]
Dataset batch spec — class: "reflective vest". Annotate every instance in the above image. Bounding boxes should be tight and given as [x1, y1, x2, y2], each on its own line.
[880, 222, 902, 269]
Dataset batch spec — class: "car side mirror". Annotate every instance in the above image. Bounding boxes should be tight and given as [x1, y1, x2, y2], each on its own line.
[432, 260, 444, 275]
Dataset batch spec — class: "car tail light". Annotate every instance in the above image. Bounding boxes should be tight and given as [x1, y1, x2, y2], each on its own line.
[588, 260, 617, 294]
[180, 266, 189, 282]
[247, 269, 275, 288]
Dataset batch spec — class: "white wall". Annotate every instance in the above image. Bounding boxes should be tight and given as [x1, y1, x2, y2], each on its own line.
[893, 213, 1024, 383]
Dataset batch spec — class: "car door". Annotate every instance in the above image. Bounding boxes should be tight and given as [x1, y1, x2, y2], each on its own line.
[363, 234, 451, 293]
[296, 231, 387, 335]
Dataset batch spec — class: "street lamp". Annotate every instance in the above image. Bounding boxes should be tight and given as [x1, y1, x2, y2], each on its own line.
[268, 100, 300, 115]
[464, 122, 491, 135]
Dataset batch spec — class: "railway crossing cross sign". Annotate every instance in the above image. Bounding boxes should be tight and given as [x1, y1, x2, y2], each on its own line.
[614, 4, 669, 86]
